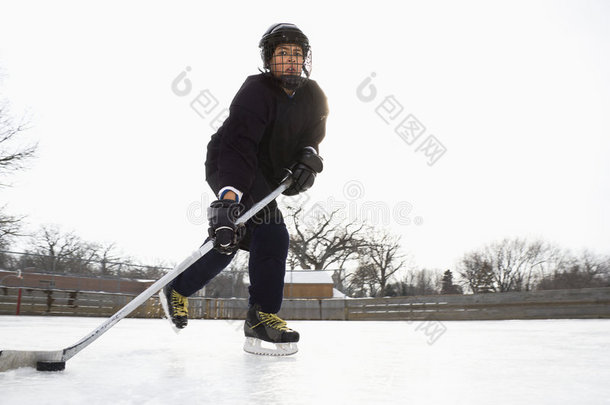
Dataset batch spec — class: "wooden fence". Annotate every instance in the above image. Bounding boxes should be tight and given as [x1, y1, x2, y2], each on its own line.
[0, 287, 160, 318]
[342, 287, 610, 321]
[1, 286, 609, 320]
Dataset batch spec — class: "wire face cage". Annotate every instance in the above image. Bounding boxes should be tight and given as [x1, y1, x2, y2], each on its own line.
[259, 23, 312, 90]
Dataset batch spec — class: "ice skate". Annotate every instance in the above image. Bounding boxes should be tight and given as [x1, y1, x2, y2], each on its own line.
[160, 285, 188, 332]
[243, 304, 299, 356]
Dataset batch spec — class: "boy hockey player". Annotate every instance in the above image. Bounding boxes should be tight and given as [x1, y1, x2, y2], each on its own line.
[162, 23, 328, 355]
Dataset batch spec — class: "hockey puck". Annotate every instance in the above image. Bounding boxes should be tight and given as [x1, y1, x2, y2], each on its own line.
[36, 361, 66, 372]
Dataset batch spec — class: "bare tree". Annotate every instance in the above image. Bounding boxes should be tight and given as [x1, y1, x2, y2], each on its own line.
[283, 203, 368, 272]
[63, 241, 100, 275]
[21, 225, 89, 273]
[578, 250, 610, 282]
[97, 242, 124, 276]
[492, 238, 548, 292]
[0, 106, 36, 184]
[0, 208, 23, 246]
[356, 227, 407, 297]
[0, 89, 37, 246]
[346, 262, 378, 297]
[537, 250, 610, 290]
[458, 238, 551, 293]
[283, 200, 416, 297]
[459, 252, 495, 293]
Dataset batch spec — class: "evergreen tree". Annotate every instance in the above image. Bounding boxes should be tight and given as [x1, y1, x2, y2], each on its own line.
[440, 269, 462, 294]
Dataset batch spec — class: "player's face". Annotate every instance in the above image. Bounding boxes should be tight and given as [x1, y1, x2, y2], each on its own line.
[270, 44, 304, 78]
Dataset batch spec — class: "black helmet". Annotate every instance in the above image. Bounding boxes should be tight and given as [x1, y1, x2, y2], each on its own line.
[259, 23, 312, 90]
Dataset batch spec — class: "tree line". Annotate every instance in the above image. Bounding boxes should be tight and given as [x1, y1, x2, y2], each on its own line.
[0, 224, 170, 279]
[281, 201, 609, 297]
[459, 239, 610, 293]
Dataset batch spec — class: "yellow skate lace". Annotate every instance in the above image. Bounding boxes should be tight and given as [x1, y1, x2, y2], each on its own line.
[170, 290, 188, 317]
[253, 312, 290, 331]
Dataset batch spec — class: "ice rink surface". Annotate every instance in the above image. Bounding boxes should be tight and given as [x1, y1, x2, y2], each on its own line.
[0, 316, 609, 405]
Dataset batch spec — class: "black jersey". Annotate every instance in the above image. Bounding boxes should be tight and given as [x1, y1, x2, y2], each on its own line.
[205, 73, 328, 195]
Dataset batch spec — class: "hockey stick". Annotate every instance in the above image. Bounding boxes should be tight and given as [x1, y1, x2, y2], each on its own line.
[0, 179, 291, 372]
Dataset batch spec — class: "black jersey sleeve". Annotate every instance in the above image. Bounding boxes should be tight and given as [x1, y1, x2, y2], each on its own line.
[297, 80, 329, 154]
[217, 77, 273, 193]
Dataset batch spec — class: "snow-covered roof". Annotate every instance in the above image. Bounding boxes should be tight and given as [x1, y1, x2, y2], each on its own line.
[284, 270, 333, 284]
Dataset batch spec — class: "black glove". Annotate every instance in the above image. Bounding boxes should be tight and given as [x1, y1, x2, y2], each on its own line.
[283, 147, 324, 196]
[207, 199, 246, 255]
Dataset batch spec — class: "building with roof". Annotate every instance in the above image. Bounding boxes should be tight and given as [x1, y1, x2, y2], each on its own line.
[283, 270, 336, 299]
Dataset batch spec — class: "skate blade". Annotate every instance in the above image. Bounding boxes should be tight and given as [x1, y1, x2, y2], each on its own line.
[243, 337, 298, 356]
[158, 289, 182, 335]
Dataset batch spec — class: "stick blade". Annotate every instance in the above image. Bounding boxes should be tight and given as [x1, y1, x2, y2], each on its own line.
[0, 350, 63, 372]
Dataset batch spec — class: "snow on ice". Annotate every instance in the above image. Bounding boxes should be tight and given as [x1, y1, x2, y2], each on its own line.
[0, 316, 609, 404]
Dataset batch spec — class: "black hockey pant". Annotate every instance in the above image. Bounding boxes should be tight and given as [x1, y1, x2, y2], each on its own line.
[171, 171, 289, 314]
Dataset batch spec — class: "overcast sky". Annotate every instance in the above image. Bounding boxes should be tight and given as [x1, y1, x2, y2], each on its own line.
[1, 0, 609, 272]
